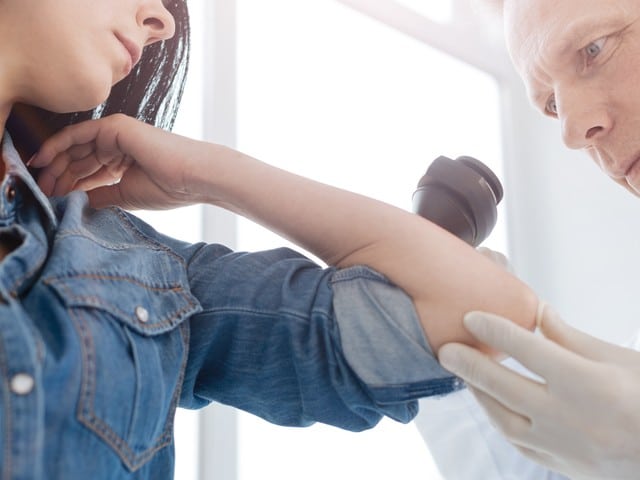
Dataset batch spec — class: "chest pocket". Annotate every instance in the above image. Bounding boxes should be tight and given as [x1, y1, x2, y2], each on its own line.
[45, 270, 200, 471]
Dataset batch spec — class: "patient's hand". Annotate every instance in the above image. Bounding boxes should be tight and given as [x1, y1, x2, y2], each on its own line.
[30, 114, 214, 210]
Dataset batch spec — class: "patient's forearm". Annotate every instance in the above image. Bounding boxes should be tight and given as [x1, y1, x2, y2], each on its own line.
[193, 144, 539, 354]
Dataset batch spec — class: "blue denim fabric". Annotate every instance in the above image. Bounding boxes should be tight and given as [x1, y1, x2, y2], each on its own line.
[0, 132, 461, 479]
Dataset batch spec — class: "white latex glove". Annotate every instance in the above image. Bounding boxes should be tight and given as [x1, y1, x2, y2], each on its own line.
[438, 306, 640, 480]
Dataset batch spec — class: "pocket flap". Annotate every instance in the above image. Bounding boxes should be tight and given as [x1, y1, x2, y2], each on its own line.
[45, 274, 201, 335]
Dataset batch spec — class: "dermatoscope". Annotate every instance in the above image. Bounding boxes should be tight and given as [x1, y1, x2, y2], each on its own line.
[412, 155, 503, 247]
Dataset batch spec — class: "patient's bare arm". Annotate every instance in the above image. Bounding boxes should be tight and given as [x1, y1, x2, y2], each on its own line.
[195, 145, 539, 354]
[32, 116, 539, 355]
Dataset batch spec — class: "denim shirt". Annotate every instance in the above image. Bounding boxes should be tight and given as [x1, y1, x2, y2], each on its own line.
[0, 132, 460, 479]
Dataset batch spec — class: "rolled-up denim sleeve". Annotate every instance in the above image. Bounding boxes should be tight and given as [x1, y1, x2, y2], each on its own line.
[179, 243, 463, 431]
[331, 266, 463, 408]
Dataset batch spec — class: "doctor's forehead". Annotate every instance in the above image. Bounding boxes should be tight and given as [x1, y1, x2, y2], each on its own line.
[502, 0, 636, 68]
[502, 0, 562, 65]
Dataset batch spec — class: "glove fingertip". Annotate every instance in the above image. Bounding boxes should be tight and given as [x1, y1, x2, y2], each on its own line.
[538, 304, 575, 345]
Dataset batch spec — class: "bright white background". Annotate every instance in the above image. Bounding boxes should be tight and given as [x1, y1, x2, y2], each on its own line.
[233, 2, 501, 479]
[140, 1, 504, 479]
[134, 0, 640, 479]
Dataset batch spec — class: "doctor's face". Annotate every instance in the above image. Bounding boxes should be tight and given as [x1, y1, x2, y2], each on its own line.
[504, 0, 640, 196]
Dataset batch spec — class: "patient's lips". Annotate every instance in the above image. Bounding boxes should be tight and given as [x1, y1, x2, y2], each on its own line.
[115, 33, 142, 75]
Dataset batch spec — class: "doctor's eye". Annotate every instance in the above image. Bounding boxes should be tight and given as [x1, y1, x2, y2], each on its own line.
[545, 95, 558, 116]
[584, 37, 606, 60]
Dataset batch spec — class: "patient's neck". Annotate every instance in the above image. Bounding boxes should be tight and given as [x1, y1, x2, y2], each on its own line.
[0, 105, 6, 180]
[0, 103, 8, 136]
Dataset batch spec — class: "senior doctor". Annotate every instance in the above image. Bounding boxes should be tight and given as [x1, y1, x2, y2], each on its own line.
[417, 0, 640, 479]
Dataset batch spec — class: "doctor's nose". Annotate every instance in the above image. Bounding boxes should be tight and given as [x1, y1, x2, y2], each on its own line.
[559, 93, 613, 150]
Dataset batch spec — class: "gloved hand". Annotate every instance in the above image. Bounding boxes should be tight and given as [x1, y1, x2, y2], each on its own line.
[438, 305, 640, 480]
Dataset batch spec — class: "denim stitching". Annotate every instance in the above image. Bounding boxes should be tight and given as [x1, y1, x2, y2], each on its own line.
[368, 377, 465, 403]
[53, 208, 189, 268]
[71, 308, 187, 471]
[55, 231, 153, 251]
[195, 306, 333, 324]
[329, 265, 391, 285]
[43, 276, 197, 332]
[113, 208, 190, 267]
[0, 334, 12, 480]
[44, 274, 185, 292]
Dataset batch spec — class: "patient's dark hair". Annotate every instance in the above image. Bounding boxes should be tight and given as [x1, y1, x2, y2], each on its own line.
[6, 0, 190, 160]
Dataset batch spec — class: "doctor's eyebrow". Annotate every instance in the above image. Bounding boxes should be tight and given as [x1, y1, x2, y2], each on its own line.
[525, 15, 629, 111]
[555, 15, 627, 57]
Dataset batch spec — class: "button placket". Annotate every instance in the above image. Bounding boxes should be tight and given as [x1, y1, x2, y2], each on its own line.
[4, 181, 16, 203]
[0, 176, 18, 225]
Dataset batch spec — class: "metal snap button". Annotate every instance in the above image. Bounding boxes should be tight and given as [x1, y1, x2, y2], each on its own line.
[10, 373, 35, 395]
[135, 306, 150, 323]
[4, 182, 16, 203]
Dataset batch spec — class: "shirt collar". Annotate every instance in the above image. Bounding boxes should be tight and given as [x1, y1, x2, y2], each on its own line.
[2, 131, 58, 229]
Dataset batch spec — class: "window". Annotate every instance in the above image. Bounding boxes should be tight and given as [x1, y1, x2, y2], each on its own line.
[138, 2, 508, 478]
[235, 1, 505, 479]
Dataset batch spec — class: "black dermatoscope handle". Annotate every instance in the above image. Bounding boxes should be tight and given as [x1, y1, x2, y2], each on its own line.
[412, 156, 503, 247]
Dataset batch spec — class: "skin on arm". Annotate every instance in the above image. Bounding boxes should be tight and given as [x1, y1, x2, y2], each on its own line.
[194, 144, 540, 354]
[30, 114, 540, 354]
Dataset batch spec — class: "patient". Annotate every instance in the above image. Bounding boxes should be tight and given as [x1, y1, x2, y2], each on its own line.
[0, 0, 538, 478]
